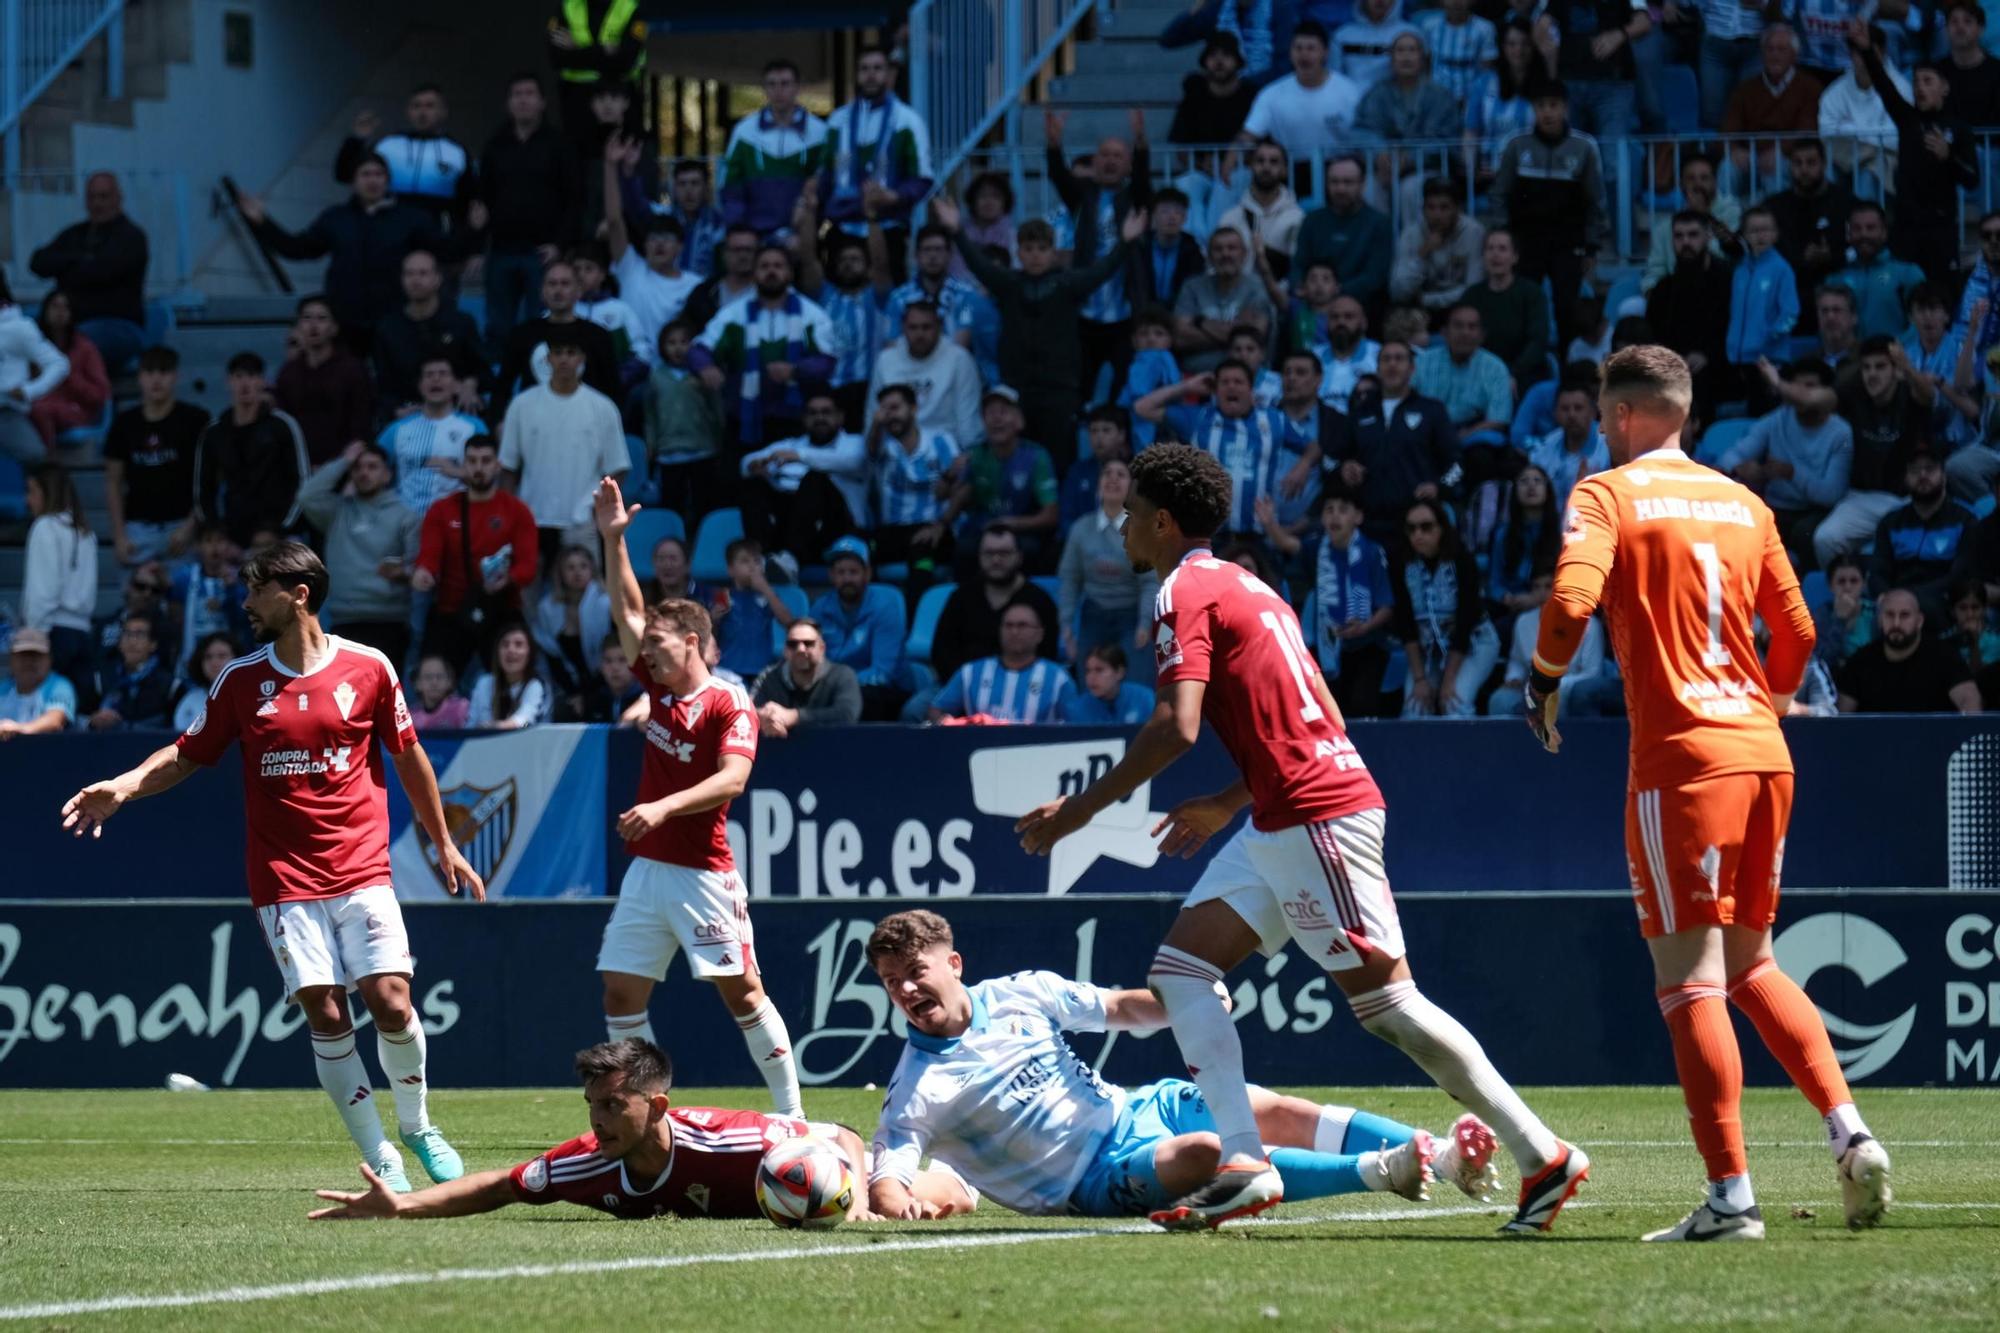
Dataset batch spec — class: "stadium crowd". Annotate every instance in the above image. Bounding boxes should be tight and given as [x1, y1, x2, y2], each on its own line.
[5, 4, 2000, 739]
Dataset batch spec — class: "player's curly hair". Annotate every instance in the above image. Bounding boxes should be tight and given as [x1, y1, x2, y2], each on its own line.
[1128, 443, 1232, 540]
[867, 910, 954, 965]
[574, 1038, 673, 1094]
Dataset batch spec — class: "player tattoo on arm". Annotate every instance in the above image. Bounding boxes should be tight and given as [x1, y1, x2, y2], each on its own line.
[392, 745, 486, 900]
[60, 744, 197, 839]
[310, 1162, 516, 1219]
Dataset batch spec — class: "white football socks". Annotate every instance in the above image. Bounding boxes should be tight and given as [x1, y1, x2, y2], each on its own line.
[605, 1011, 657, 1047]
[1349, 980, 1560, 1174]
[1314, 1105, 1358, 1155]
[1711, 1171, 1756, 1214]
[737, 999, 805, 1119]
[1826, 1102, 1869, 1159]
[311, 1028, 390, 1157]
[1150, 946, 1265, 1163]
[375, 1016, 430, 1137]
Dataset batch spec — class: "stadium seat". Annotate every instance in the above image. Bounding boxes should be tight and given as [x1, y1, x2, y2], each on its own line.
[1973, 493, 1997, 519]
[622, 508, 686, 573]
[905, 583, 955, 664]
[0, 455, 24, 519]
[1695, 417, 1753, 466]
[769, 584, 811, 655]
[56, 401, 114, 457]
[624, 434, 657, 503]
[691, 508, 743, 583]
[1031, 574, 1061, 603]
[141, 299, 175, 350]
[1604, 275, 1642, 318]
[1800, 569, 1828, 609]
[1661, 65, 1699, 134]
[454, 292, 486, 333]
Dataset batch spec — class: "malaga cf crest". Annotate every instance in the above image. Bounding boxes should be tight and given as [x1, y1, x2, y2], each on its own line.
[416, 778, 517, 889]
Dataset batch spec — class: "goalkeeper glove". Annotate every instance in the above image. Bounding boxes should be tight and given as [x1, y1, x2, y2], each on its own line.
[1524, 667, 1563, 754]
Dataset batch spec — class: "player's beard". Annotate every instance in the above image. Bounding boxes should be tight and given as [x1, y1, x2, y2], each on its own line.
[250, 602, 293, 645]
[1882, 628, 1916, 652]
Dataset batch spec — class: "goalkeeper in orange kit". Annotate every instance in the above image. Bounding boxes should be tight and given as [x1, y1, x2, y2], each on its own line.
[1522, 345, 1891, 1242]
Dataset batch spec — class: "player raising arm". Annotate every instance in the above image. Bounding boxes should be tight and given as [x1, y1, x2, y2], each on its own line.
[589, 476, 806, 1119]
[1523, 345, 1890, 1241]
[864, 910, 1500, 1222]
[61, 542, 483, 1192]
[310, 1039, 932, 1221]
[1016, 445, 1582, 1233]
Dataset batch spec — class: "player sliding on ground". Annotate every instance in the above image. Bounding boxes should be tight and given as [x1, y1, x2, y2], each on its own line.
[1016, 445, 1584, 1233]
[1522, 345, 1891, 1241]
[863, 909, 1501, 1221]
[60, 542, 482, 1192]
[308, 1038, 967, 1220]
[590, 477, 806, 1119]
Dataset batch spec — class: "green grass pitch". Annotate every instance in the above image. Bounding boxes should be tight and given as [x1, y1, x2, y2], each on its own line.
[2, 1085, 1997, 1330]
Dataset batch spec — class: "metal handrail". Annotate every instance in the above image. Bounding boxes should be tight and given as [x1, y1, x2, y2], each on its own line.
[1, 0, 127, 173]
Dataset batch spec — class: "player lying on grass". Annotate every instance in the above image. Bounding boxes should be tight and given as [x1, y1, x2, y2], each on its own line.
[309, 1038, 968, 1222]
[863, 910, 1501, 1221]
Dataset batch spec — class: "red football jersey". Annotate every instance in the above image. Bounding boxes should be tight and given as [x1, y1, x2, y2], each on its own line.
[176, 638, 415, 907]
[507, 1108, 815, 1219]
[628, 666, 758, 871]
[1154, 550, 1383, 830]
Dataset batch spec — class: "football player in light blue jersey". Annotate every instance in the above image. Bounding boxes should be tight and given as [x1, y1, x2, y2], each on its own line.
[864, 910, 1499, 1221]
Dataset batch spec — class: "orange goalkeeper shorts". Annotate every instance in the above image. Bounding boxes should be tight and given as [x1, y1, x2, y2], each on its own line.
[1623, 772, 1794, 940]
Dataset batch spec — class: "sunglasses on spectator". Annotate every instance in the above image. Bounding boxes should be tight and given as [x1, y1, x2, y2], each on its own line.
[784, 638, 819, 649]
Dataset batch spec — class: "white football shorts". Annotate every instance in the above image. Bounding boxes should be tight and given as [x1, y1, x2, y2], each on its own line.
[255, 883, 413, 998]
[596, 857, 757, 980]
[1182, 809, 1405, 972]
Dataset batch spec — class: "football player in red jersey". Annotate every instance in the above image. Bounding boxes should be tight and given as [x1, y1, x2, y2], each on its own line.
[62, 542, 483, 1192]
[1017, 445, 1582, 1232]
[308, 1038, 971, 1221]
[589, 477, 805, 1119]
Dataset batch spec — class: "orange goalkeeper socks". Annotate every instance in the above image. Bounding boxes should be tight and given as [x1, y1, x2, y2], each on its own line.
[1727, 958, 1853, 1117]
[1658, 983, 1747, 1182]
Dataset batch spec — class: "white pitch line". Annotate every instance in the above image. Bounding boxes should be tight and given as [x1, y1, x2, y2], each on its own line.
[4, 1198, 1995, 1321]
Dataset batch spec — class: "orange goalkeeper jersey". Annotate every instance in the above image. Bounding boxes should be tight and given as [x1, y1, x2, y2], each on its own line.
[1533, 447, 1816, 790]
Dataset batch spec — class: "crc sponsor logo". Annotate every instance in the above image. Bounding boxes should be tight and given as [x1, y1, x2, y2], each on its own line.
[0, 922, 461, 1085]
[691, 918, 735, 945]
[1282, 889, 1331, 930]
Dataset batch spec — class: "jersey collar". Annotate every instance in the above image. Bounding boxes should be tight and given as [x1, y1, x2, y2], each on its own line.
[1176, 547, 1214, 568]
[261, 638, 342, 681]
[905, 988, 989, 1054]
[1634, 446, 1689, 461]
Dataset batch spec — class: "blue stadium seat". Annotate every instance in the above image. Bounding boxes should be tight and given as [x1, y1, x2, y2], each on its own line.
[1604, 275, 1642, 318]
[1973, 493, 1997, 519]
[1800, 569, 1829, 609]
[905, 583, 955, 665]
[1661, 65, 1699, 134]
[1695, 417, 1754, 466]
[56, 400, 113, 456]
[690, 508, 743, 583]
[141, 299, 175, 350]
[769, 584, 810, 655]
[1031, 574, 1061, 603]
[454, 292, 486, 333]
[624, 433, 657, 503]
[622, 508, 686, 573]
[0, 455, 24, 518]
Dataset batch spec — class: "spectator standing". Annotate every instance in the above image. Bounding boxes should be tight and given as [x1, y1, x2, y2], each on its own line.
[0, 630, 76, 739]
[379, 356, 486, 516]
[681, 225, 760, 333]
[467, 623, 551, 729]
[1693, 0, 1768, 129]
[1720, 358, 1852, 560]
[1812, 553, 1877, 667]
[1390, 180, 1485, 316]
[952, 388, 1062, 565]
[1130, 189, 1207, 313]
[866, 383, 962, 586]
[809, 536, 910, 719]
[1059, 642, 1156, 724]
[1817, 42, 1906, 193]
[1331, 340, 1461, 545]
[823, 45, 933, 246]
[1291, 155, 1391, 316]
[545, 1, 648, 154]
[1492, 85, 1605, 347]
[237, 155, 449, 354]
[1216, 142, 1305, 269]
[1353, 32, 1462, 218]
[27, 291, 107, 446]
[690, 244, 838, 451]
[1837, 587, 1984, 711]
[739, 389, 868, 561]
[21, 463, 97, 697]
[412, 436, 539, 676]
[1268, 487, 1394, 715]
[933, 193, 1140, 461]
[1815, 337, 1928, 565]
[1240, 23, 1365, 166]
[1870, 449, 1980, 616]
[645, 319, 725, 522]
[1533, 0, 1650, 202]
[1392, 496, 1499, 716]
[499, 332, 628, 565]
[1134, 362, 1289, 539]
[720, 59, 830, 240]
[1851, 23, 1980, 283]
[866, 302, 982, 448]
[292, 442, 421, 665]
[0, 271, 68, 465]
[1758, 139, 1855, 335]
[495, 260, 622, 410]
[882, 224, 984, 353]
[168, 523, 251, 675]
[1336, 0, 1419, 90]
[27, 171, 147, 373]
[372, 249, 488, 415]
[1416, 0, 1499, 99]
[103, 346, 204, 565]
[1466, 20, 1546, 183]
[789, 190, 891, 428]
[709, 537, 795, 682]
[1461, 228, 1551, 390]
[1168, 32, 1258, 148]
[1940, 0, 2000, 128]
[1268, 347, 1343, 528]
[335, 86, 471, 239]
[193, 352, 309, 548]
[407, 653, 472, 731]
[1173, 227, 1276, 374]
[1833, 203, 1926, 340]
[476, 73, 584, 348]
[86, 609, 173, 730]
[172, 632, 241, 734]
[603, 136, 702, 356]
[930, 603, 1075, 723]
[930, 524, 1062, 682]
[1057, 455, 1159, 677]
[275, 295, 374, 466]
[650, 159, 728, 278]
[1725, 208, 1800, 389]
[1647, 212, 1737, 421]
[1640, 154, 1741, 292]
[955, 173, 1018, 278]
[1721, 25, 1824, 192]
[569, 242, 655, 389]
[1045, 109, 1154, 402]
[754, 617, 862, 735]
[1162, 0, 1300, 87]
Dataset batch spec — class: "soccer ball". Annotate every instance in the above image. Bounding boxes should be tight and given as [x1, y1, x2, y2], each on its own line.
[755, 1136, 854, 1229]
